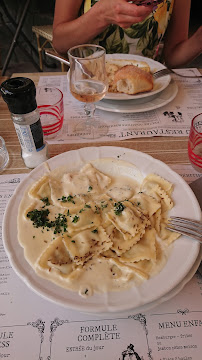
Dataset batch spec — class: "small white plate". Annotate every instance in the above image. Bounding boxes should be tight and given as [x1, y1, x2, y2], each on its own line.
[2, 147, 201, 313]
[105, 54, 171, 100]
[96, 80, 178, 113]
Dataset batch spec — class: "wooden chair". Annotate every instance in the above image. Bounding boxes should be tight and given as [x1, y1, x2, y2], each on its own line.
[0, 51, 9, 83]
[32, 25, 67, 72]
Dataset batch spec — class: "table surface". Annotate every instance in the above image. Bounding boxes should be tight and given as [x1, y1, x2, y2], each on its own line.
[1, 71, 201, 175]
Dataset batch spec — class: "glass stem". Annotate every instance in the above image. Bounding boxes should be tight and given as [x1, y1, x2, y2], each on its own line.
[84, 103, 95, 126]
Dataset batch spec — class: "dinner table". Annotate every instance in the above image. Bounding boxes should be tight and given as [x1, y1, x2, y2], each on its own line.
[1, 71, 199, 174]
[0, 71, 202, 360]
[0, 71, 199, 174]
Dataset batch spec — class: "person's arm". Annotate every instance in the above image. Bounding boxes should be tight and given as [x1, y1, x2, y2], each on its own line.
[53, 0, 153, 54]
[163, 0, 202, 68]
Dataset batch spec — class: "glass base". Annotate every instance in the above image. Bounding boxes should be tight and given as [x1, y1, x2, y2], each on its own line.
[75, 120, 109, 140]
[189, 162, 202, 173]
[0, 152, 9, 172]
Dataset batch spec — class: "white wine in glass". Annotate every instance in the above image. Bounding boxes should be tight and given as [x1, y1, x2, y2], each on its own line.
[68, 44, 108, 139]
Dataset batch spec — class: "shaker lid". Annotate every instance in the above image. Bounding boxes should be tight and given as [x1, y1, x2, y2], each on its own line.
[0, 77, 37, 114]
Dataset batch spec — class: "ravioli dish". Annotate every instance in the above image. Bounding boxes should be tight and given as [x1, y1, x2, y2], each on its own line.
[17, 158, 180, 298]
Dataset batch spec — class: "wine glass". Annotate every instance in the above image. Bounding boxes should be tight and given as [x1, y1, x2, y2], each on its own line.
[68, 44, 108, 139]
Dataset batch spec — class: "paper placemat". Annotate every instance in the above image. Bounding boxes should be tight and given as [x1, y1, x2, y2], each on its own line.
[0, 164, 201, 359]
[38, 68, 202, 144]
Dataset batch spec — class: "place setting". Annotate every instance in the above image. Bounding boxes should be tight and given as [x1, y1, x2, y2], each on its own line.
[1, 51, 201, 314]
[1, 0, 202, 355]
[46, 47, 178, 115]
[1, 56, 202, 315]
[2, 145, 201, 314]
[1, 48, 201, 315]
[1, 48, 202, 360]
[95, 52, 179, 113]
[46, 46, 202, 118]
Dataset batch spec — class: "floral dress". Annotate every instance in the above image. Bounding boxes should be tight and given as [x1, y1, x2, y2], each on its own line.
[80, 0, 174, 61]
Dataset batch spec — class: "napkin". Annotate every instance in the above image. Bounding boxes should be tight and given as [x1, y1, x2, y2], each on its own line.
[189, 177, 202, 276]
[189, 176, 202, 210]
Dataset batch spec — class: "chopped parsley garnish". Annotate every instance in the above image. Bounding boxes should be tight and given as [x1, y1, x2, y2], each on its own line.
[40, 197, 50, 206]
[27, 209, 67, 234]
[94, 205, 100, 214]
[101, 203, 108, 209]
[88, 186, 93, 192]
[114, 202, 125, 216]
[27, 208, 50, 228]
[137, 202, 141, 206]
[71, 240, 75, 243]
[84, 204, 91, 208]
[57, 195, 67, 202]
[91, 228, 98, 233]
[53, 213, 67, 234]
[67, 195, 75, 203]
[58, 195, 75, 204]
[72, 215, 79, 223]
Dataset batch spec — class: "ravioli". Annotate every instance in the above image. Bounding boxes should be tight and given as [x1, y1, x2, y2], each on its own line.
[131, 192, 161, 218]
[67, 206, 101, 234]
[18, 160, 180, 298]
[106, 225, 146, 255]
[141, 174, 174, 214]
[107, 202, 150, 240]
[63, 226, 112, 265]
[160, 221, 181, 246]
[28, 175, 51, 200]
[36, 236, 78, 277]
[142, 174, 173, 196]
[49, 177, 86, 211]
[119, 227, 157, 263]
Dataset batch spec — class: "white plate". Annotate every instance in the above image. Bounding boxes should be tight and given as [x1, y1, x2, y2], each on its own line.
[105, 54, 171, 100]
[96, 79, 178, 113]
[2, 147, 201, 313]
[93, 246, 202, 316]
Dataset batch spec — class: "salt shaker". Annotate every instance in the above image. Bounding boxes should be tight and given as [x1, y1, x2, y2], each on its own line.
[0, 77, 49, 168]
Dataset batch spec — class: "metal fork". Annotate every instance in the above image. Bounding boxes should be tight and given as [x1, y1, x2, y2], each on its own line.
[153, 68, 202, 79]
[45, 49, 93, 78]
[167, 216, 202, 243]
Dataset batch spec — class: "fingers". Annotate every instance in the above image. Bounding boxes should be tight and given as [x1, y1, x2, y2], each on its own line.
[122, 2, 153, 16]
[113, 2, 153, 27]
[115, 15, 148, 28]
[97, 0, 153, 28]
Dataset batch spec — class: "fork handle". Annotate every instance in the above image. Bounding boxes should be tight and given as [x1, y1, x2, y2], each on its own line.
[45, 49, 70, 67]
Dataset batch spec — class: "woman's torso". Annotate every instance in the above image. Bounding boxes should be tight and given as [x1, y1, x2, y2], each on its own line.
[81, 0, 174, 60]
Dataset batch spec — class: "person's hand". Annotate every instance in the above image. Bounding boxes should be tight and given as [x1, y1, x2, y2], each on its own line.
[96, 0, 153, 28]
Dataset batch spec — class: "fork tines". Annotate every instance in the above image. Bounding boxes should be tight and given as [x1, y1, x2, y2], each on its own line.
[167, 216, 202, 243]
[153, 68, 170, 79]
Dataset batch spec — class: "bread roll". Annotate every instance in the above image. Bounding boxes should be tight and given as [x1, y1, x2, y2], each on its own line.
[106, 58, 150, 73]
[113, 65, 153, 95]
[105, 63, 120, 92]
